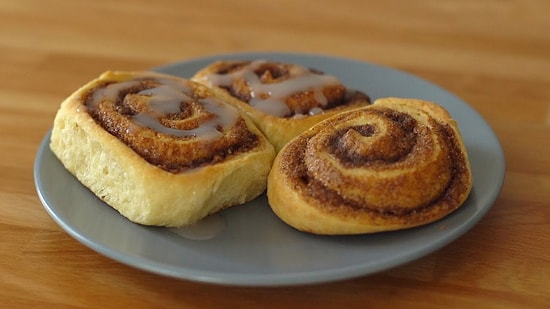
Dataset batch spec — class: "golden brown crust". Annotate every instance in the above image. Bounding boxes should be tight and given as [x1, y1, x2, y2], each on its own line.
[192, 60, 371, 151]
[50, 71, 275, 227]
[267, 97, 473, 235]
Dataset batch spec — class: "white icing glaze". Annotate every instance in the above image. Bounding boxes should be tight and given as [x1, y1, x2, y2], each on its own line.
[308, 107, 324, 116]
[138, 84, 190, 115]
[202, 60, 341, 117]
[168, 213, 226, 240]
[89, 77, 240, 140]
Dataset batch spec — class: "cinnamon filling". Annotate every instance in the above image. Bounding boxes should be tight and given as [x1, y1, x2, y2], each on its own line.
[280, 107, 471, 221]
[83, 76, 260, 173]
[327, 110, 418, 167]
[199, 60, 371, 118]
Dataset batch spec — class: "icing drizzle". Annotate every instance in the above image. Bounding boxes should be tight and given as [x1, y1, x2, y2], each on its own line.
[83, 73, 260, 173]
[88, 76, 240, 140]
[198, 60, 344, 117]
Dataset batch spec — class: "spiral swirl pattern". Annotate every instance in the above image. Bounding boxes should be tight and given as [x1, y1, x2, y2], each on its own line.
[83, 72, 261, 173]
[194, 60, 370, 118]
[268, 98, 473, 234]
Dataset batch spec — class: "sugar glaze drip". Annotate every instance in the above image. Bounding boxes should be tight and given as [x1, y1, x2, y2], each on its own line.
[83, 73, 261, 173]
[168, 213, 226, 240]
[89, 76, 239, 140]
[200, 60, 342, 117]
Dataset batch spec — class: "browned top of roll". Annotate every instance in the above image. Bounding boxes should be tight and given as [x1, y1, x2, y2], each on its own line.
[81, 72, 261, 173]
[194, 60, 371, 118]
[276, 98, 472, 227]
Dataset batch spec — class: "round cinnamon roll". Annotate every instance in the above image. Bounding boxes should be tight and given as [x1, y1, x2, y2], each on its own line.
[267, 97, 473, 234]
[192, 60, 371, 151]
[50, 71, 275, 227]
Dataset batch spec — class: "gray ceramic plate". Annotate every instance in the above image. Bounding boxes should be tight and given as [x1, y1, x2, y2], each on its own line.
[34, 52, 505, 286]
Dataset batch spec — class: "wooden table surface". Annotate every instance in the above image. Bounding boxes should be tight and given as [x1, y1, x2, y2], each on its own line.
[1, 0, 549, 308]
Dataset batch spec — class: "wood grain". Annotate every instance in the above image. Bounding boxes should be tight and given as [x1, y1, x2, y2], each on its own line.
[1, 0, 549, 308]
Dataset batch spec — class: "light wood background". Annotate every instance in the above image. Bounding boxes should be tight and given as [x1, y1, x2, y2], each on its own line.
[1, 0, 549, 308]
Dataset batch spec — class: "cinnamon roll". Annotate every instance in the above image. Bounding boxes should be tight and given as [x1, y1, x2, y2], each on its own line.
[267, 97, 473, 235]
[50, 71, 275, 227]
[192, 60, 371, 151]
